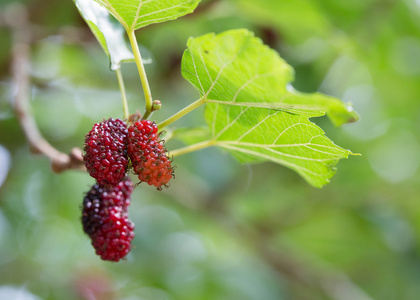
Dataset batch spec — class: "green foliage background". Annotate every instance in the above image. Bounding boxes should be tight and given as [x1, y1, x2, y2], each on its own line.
[1, 0, 420, 299]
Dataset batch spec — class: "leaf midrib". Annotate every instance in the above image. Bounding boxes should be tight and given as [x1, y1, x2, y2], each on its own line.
[97, 0, 198, 31]
[97, 0, 130, 29]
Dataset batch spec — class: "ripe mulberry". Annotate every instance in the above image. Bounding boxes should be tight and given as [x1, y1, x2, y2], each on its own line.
[82, 177, 134, 262]
[127, 120, 174, 189]
[83, 118, 129, 187]
[90, 206, 135, 262]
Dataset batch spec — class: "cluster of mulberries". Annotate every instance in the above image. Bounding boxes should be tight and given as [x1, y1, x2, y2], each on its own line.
[83, 118, 174, 190]
[81, 118, 174, 262]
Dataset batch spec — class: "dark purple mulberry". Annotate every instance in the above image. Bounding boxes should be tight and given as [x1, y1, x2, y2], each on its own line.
[82, 177, 134, 262]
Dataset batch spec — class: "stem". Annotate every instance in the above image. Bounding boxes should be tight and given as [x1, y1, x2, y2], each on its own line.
[9, 3, 84, 173]
[169, 140, 214, 157]
[158, 97, 205, 129]
[127, 29, 153, 119]
[115, 68, 129, 120]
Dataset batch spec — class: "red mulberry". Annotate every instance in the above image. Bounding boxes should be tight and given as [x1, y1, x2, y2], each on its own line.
[127, 120, 174, 189]
[83, 118, 128, 187]
[90, 206, 135, 262]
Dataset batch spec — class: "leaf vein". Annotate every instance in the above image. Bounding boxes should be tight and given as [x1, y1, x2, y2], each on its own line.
[134, 1, 193, 23]
[214, 106, 250, 139]
[219, 144, 325, 177]
[237, 110, 278, 142]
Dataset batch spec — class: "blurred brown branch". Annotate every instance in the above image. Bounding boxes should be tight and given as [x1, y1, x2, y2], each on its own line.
[167, 183, 374, 300]
[7, 3, 85, 173]
[251, 225, 374, 300]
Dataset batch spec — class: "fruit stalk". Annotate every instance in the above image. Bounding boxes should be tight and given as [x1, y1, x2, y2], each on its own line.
[115, 68, 129, 120]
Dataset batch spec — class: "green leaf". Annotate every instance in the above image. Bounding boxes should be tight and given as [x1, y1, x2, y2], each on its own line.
[74, 0, 135, 70]
[182, 29, 358, 126]
[206, 104, 352, 187]
[181, 29, 356, 187]
[95, 0, 201, 31]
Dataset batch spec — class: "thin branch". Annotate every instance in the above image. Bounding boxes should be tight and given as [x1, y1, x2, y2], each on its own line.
[8, 3, 85, 173]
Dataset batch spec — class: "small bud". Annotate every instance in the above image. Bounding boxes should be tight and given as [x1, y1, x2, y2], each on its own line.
[152, 100, 162, 112]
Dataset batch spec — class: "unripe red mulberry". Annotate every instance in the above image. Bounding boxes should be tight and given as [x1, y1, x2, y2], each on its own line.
[82, 177, 134, 262]
[83, 118, 128, 187]
[127, 120, 174, 190]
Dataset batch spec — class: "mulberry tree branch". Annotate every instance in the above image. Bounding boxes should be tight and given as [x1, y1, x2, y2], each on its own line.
[166, 184, 374, 300]
[8, 3, 85, 173]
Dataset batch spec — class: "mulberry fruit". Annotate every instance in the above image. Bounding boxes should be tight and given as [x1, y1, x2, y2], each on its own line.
[83, 118, 128, 187]
[82, 177, 134, 262]
[90, 206, 135, 262]
[127, 120, 174, 189]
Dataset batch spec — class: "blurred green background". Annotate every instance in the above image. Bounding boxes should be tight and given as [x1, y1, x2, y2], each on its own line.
[1, 0, 420, 299]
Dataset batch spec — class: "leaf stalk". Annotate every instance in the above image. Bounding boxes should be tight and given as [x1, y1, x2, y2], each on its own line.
[158, 97, 205, 129]
[127, 29, 153, 119]
[169, 140, 214, 157]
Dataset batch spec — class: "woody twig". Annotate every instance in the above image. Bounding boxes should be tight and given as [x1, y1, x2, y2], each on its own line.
[7, 3, 85, 173]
